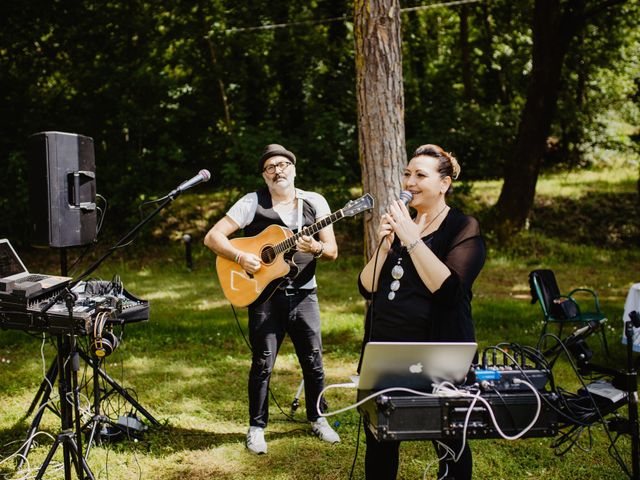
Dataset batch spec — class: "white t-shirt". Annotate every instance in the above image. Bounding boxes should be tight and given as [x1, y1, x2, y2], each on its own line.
[226, 188, 331, 289]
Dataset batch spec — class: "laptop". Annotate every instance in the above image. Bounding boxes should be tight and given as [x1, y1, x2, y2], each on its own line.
[354, 341, 478, 391]
[0, 238, 72, 297]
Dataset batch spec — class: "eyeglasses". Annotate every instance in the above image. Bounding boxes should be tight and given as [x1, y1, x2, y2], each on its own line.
[263, 161, 293, 174]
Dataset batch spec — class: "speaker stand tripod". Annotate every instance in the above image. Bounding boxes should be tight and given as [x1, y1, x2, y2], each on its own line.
[34, 291, 94, 480]
[17, 331, 160, 469]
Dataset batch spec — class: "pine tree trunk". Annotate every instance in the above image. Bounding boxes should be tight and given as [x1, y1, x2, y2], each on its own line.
[354, 0, 406, 259]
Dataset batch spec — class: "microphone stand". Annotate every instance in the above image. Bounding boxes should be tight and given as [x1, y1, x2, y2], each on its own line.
[624, 311, 640, 480]
[75, 192, 178, 284]
[71, 191, 178, 448]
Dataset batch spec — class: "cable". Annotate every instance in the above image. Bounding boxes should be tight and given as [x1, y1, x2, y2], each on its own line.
[540, 334, 632, 478]
[316, 379, 542, 441]
[223, 0, 485, 33]
[230, 304, 307, 424]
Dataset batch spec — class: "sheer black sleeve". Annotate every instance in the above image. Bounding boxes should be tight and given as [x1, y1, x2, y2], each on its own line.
[431, 215, 486, 306]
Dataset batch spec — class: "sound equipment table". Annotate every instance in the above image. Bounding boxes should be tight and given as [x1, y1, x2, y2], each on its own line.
[0, 280, 149, 334]
[0, 279, 154, 478]
[358, 388, 558, 442]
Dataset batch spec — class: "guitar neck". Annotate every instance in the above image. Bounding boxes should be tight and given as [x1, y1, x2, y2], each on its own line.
[274, 210, 345, 255]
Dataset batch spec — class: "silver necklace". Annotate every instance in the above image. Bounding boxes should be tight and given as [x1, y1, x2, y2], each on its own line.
[387, 204, 448, 301]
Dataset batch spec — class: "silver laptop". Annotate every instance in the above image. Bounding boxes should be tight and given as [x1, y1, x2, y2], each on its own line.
[0, 238, 72, 296]
[355, 341, 477, 391]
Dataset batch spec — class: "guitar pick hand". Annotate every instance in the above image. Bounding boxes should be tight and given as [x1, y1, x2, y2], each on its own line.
[239, 252, 262, 274]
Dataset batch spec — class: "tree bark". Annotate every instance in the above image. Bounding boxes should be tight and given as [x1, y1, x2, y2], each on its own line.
[459, 5, 474, 101]
[354, 0, 406, 259]
[492, 0, 584, 240]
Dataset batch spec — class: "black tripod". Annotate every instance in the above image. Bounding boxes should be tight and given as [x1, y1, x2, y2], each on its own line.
[17, 180, 193, 474]
[79, 346, 160, 452]
[34, 289, 94, 480]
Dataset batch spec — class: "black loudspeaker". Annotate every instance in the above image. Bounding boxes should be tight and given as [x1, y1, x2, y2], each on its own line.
[28, 131, 97, 247]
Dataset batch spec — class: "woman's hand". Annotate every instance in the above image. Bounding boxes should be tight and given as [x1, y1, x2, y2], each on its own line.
[387, 200, 427, 245]
[378, 212, 395, 252]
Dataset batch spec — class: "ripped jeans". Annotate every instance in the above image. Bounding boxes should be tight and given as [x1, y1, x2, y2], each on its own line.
[247, 288, 325, 428]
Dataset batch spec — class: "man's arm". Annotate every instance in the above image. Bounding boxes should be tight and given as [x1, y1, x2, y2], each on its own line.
[316, 224, 338, 261]
[204, 216, 262, 274]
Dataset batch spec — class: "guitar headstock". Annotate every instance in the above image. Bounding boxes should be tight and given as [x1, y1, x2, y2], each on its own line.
[342, 193, 375, 217]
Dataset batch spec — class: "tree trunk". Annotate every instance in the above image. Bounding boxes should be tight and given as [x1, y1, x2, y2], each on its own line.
[459, 5, 474, 101]
[492, 0, 584, 241]
[354, 0, 406, 259]
[479, 1, 507, 104]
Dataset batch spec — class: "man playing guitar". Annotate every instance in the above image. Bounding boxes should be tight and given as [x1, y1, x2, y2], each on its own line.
[204, 143, 341, 454]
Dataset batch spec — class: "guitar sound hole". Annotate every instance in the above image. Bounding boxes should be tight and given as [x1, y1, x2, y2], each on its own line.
[261, 247, 276, 264]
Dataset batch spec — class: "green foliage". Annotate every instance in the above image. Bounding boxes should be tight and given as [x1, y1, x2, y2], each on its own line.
[1, 0, 639, 243]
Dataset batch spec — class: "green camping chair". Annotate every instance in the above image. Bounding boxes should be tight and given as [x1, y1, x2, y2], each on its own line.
[529, 269, 609, 356]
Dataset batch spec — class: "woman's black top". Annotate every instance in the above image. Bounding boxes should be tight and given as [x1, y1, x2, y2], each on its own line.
[359, 207, 485, 343]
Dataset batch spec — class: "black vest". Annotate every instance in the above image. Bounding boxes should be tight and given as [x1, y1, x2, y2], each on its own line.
[244, 188, 319, 288]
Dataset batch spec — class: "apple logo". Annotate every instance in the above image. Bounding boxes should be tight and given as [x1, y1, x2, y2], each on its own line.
[409, 362, 423, 374]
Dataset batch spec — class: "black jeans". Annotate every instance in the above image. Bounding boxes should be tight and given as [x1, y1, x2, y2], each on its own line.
[364, 427, 472, 479]
[247, 288, 325, 427]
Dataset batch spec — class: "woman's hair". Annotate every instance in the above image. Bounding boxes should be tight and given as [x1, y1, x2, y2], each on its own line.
[411, 144, 460, 194]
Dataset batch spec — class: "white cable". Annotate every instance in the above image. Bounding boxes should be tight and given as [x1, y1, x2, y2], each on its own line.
[40, 334, 53, 394]
[317, 377, 542, 441]
[316, 383, 454, 418]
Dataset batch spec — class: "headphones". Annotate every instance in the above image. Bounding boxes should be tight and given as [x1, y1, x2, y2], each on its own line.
[91, 310, 119, 358]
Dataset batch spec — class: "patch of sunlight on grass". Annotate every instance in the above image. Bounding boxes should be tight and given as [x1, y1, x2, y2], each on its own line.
[536, 164, 637, 198]
[194, 298, 232, 310]
[510, 282, 530, 293]
[470, 162, 636, 205]
[143, 290, 184, 300]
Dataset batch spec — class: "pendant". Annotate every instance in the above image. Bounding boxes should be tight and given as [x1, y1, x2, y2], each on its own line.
[390, 280, 400, 291]
[391, 264, 404, 280]
[388, 291, 396, 301]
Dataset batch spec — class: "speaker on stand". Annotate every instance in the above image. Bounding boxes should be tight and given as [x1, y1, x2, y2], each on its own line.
[19, 132, 98, 478]
[27, 131, 97, 250]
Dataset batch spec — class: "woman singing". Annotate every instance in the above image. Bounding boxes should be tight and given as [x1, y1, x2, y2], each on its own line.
[358, 144, 486, 479]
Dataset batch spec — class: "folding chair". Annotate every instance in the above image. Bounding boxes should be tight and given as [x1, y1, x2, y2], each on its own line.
[529, 269, 609, 355]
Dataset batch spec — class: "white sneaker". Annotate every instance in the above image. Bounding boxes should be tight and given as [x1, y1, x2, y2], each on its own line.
[311, 417, 341, 444]
[246, 426, 267, 454]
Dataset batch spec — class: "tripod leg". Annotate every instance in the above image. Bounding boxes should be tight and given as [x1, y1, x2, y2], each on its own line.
[67, 434, 96, 480]
[291, 379, 304, 414]
[79, 350, 160, 426]
[34, 435, 62, 480]
[25, 359, 57, 417]
[17, 360, 59, 469]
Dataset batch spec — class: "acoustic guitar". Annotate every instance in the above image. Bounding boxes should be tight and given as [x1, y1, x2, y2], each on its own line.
[216, 193, 374, 307]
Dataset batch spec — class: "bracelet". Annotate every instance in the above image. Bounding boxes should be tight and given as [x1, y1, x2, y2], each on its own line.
[234, 252, 243, 264]
[406, 239, 421, 254]
[313, 241, 324, 259]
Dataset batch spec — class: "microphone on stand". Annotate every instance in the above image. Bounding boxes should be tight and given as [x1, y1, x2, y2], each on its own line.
[169, 169, 211, 198]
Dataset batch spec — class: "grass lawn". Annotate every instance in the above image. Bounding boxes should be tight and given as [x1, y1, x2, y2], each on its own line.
[1, 163, 638, 479]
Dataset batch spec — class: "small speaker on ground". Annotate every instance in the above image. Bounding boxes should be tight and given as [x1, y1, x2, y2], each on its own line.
[28, 131, 97, 248]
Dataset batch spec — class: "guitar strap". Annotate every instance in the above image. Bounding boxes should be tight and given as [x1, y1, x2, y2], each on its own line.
[296, 188, 304, 232]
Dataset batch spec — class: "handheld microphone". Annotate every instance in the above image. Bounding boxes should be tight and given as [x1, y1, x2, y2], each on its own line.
[169, 169, 211, 197]
[399, 190, 413, 206]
